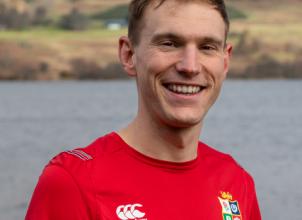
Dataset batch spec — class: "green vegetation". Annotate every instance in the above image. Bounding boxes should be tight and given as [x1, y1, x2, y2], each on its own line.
[92, 4, 128, 20]
[92, 4, 246, 21]
[59, 8, 90, 30]
[227, 6, 247, 20]
[0, 2, 247, 31]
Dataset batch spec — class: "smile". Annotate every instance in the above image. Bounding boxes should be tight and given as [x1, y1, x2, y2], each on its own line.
[164, 83, 204, 95]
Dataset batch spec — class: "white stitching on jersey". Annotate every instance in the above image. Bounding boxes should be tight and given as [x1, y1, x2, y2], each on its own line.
[72, 149, 93, 160]
[66, 150, 93, 161]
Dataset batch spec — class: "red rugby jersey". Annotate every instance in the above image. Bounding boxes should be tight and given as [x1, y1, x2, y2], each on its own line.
[26, 132, 261, 220]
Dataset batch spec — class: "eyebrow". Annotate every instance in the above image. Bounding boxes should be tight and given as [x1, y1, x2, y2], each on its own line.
[151, 32, 224, 47]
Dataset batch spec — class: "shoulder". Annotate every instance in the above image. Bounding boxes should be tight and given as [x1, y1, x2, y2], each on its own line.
[45, 132, 126, 187]
[198, 143, 261, 218]
[26, 163, 92, 219]
[27, 132, 122, 219]
[198, 141, 237, 164]
[198, 141, 253, 180]
[49, 132, 122, 170]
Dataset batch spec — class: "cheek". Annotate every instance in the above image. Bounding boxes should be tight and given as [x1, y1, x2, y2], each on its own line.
[135, 61, 157, 100]
[205, 58, 227, 80]
[137, 48, 175, 74]
[135, 55, 166, 90]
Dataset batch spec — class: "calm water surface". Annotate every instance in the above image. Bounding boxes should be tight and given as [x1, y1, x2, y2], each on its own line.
[0, 80, 301, 220]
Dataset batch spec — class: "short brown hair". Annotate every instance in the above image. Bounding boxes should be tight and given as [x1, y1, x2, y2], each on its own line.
[128, 0, 230, 45]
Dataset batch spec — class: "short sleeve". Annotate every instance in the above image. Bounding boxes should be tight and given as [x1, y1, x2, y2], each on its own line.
[245, 173, 262, 220]
[25, 165, 90, 220]
[249, 189, 262, 220]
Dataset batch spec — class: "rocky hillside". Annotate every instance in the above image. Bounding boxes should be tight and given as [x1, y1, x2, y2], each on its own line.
[0, 0, 301, 80]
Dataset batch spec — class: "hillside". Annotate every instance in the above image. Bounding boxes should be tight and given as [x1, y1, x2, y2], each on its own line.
[0, 0, 301, 80]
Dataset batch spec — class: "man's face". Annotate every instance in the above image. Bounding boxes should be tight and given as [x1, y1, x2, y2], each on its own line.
[128, 0, 232, 128]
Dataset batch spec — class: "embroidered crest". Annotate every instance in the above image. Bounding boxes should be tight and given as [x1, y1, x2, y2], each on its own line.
[218, 192, 242, 220]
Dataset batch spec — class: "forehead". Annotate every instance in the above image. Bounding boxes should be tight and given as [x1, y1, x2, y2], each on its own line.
[140, 0, 226, 41]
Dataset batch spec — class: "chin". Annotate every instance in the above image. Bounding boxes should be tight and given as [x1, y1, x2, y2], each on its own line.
[164, 114, 204, 129]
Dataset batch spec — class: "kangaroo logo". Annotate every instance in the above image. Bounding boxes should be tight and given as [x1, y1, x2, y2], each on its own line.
[116, 203, 146, 220]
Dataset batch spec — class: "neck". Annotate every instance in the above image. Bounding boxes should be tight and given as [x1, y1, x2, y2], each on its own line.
[118, 114, 202, 162]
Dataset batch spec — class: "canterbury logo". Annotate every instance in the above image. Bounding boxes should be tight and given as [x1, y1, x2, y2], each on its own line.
[116, 203, 146, 220]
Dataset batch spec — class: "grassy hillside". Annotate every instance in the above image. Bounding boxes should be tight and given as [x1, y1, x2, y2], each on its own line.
[0, 0, 301, 80]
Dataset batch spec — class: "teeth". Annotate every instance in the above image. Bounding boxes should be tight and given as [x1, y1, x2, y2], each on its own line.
[167, 84, 202, 94]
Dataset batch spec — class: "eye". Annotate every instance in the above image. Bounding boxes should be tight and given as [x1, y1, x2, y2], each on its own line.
[160, 40, 178, 47]
[200, 45, 216, 51]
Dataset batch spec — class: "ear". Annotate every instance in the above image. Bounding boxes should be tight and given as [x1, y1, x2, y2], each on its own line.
[223, 43, 233, 76]
[118, 36, 137, 77]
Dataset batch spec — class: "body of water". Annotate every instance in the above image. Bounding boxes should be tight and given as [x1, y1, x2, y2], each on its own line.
[0, 80, 301, 220]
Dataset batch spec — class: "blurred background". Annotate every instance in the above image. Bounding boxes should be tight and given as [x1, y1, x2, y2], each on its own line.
[0, 0, 301, 219]
[0, 0, 301, 79]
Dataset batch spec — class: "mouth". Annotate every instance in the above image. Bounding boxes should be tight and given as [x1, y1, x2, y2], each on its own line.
[163, 83, 206, 95]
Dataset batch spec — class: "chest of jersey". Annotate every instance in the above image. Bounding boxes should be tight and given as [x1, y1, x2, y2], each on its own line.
[92, 156, 246, 220]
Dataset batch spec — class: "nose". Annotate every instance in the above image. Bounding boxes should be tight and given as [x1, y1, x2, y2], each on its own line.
[176, 45, 200, 76]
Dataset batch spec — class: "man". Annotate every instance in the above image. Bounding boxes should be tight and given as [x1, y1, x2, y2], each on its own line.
[26, 0, 261, 219]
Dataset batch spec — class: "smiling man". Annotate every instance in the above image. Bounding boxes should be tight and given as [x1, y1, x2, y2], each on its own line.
[26, 0, 261, 220]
